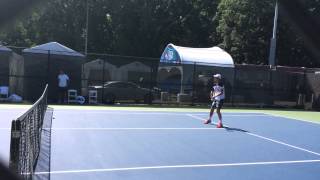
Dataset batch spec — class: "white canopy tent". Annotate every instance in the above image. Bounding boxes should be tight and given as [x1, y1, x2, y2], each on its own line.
[0, 46, 24, 96]
[160, 43, 234, 68]
[23, 42, 84, 57]
[0, 45, 13, 52]
[159, 43, 235, 95]
[118, 61, 151, 82]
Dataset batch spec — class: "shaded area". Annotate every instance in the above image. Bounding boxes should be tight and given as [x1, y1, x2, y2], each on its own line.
[34, 107, 53, 180]
[0, 161, 20, 180]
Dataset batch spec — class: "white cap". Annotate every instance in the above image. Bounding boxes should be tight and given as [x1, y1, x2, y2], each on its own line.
[213, 74, 222, 79]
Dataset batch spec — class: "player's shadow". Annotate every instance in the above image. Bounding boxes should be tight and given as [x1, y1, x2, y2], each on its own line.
[224, 126, 248, 133]
[209, 123, 248, 133]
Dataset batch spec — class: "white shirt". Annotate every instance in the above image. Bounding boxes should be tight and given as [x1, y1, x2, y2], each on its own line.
[58, 74, 69, 87]
[212, 83, 225, 101]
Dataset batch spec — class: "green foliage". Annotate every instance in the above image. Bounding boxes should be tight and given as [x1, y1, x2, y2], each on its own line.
[1, 0, 219, 56]
[215, 0, 320, 66]
[215, 0, 275, 64]
[0, 0, 319, 67]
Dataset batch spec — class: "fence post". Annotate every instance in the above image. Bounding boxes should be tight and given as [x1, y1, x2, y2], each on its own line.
[9, 120, 21, 175]
[146, 62, 152, 104]
[231, 66, 237, 107]
[303, 67, 307, 106]
[101, 59, 106, 103]
[269, 65, 275, 106]
[191, 62, 196, 106]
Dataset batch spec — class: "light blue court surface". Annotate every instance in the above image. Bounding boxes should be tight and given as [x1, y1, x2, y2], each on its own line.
[44, 110, 320, 180]
[1, 109, 320, 179]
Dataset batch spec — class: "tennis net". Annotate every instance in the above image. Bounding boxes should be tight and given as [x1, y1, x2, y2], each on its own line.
[9, 84, 48, 180]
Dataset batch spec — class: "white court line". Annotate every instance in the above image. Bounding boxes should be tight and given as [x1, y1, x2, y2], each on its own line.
[264, 113, 320, 125]
[195, 114, 269, 117]
[0, 128, 10, 130]
[187, 114, 208, 121]
[187, 114, 269, 118]
[55, 111, 269, 117]
[48, 127, 224, 131]
[33, 159, 320, 175]
[187, 114, 320, 157]
[246, 132, 320, 156]
[55, 111, 191, 115]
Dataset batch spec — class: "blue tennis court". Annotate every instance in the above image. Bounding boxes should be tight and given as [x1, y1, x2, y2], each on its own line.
[33, 109, 320, 180]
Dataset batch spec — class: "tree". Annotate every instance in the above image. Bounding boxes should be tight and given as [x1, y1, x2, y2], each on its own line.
[215, 0, 275, 64]
[106, 0, 219, 57]
[1, 0, 319, 67]
[215, 0, 320, 67]
[0, 0, 87, 50]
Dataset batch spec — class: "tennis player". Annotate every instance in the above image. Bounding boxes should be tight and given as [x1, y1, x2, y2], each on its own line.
[204, 74, 224, 128]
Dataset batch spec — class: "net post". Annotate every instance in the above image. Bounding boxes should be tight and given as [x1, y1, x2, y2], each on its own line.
[9, 120, 21, 175]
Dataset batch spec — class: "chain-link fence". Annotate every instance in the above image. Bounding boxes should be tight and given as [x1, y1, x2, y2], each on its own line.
[82, 53, 158, 104]
[0, 46, 319, 109]
[0, 46, 84, 103]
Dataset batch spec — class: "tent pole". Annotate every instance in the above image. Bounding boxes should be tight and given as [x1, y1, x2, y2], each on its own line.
[47, 50, 50, 84]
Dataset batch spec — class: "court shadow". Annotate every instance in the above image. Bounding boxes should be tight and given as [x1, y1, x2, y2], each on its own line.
[209, 123, 249, 132]
[207, 123, 248, 133]
[224, 126, 248, 133]
[34, 107, 53, 180]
